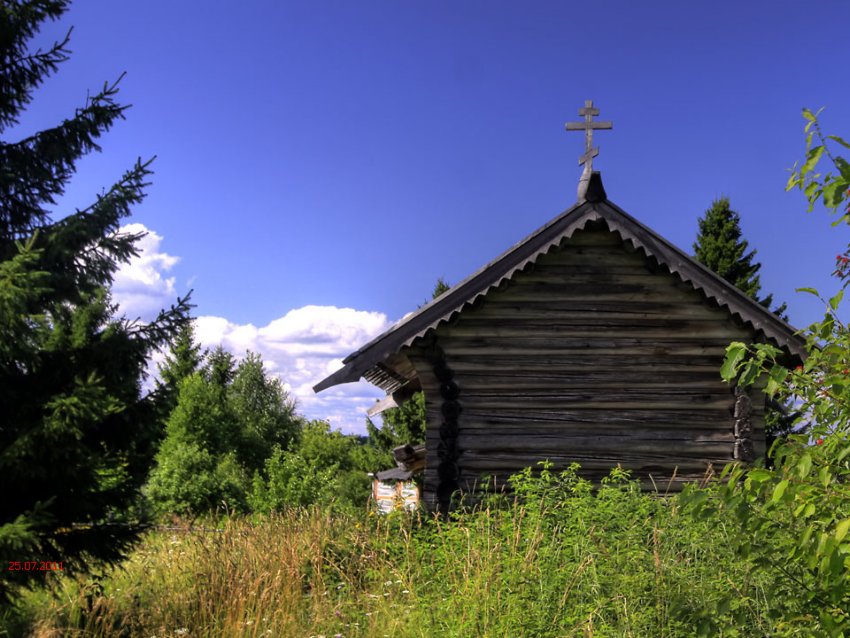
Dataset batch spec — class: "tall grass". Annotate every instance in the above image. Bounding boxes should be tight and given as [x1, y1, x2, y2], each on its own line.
[13, 468, 776, 637]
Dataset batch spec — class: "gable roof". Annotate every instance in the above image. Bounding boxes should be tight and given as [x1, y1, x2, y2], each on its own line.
[314, 173, 807, 394]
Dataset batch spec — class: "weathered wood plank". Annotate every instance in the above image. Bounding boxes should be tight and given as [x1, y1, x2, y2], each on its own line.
[427, 430, 756, 447]
[461, 385, 731, 398]
[556, 228, 625, 246]
[490, 283, 706, 303]
[444, 354, 728, 371]
[537, 246, 651, 264]
[441, 316, 749, 344]
[458, 453, 730, 472]
[452, 407, 734, 425]
[514, 263, 664, 277]
[450, 379, 729, 394]
[459, 397, 734, 414]
[452, 427, 736, 442]
[464, 299, 731, 318]
[402, 228, 770, 505]
[457, 436, 734, 456]
[443, 335, 738, 353]
[457, 382, 731, 397]
[510, 271, 669, 284]
[446, 366, 729, 381]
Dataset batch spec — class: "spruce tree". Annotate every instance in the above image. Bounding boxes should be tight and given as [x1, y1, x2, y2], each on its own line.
[0, 1, 189, 600]
[693, 196, 787, 318]
[157, 320, 204, 413]
[693, 196, 792, 445]
[432, 276, 450, 299]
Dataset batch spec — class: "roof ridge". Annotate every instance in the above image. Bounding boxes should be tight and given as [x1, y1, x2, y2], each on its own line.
[314, 193, 807, 394]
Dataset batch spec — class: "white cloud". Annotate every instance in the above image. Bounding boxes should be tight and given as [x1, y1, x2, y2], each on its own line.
[114, 225, 394, 434]
[111, 223, 180, 321]
[194, 307, 391, 434]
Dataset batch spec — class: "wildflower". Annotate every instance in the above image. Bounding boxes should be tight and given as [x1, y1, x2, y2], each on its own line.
[795, 365, 804, 372]
[816, 438, 825, 445]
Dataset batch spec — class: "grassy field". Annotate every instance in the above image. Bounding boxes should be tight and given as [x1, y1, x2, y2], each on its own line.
[5, 468, 791, 637]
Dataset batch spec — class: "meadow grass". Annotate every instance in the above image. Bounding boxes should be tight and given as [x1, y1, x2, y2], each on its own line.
[8, 472, 778, 637]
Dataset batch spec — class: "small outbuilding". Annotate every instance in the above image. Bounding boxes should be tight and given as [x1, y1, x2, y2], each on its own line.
[315, 106, 806, 511]
[372, 444, 426, 513]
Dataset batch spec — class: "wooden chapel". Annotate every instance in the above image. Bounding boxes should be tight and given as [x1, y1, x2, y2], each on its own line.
[314, 101, 806, 511]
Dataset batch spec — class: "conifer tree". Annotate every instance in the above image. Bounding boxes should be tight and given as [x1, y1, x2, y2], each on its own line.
[0, 1, 189, 600]
[693, 196, 792, 444]
[693, 196, 787, 318]
[157, 320, 204, 413]
[432, 276, 450, 300]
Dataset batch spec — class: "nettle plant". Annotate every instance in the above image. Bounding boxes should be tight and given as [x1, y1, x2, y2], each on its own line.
[687, 110, 850, 635]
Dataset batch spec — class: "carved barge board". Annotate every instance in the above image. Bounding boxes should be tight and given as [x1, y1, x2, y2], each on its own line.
[405, 225, 766, 505]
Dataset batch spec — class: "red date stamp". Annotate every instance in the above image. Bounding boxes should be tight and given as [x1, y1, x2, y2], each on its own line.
[7, 561, 63, 572]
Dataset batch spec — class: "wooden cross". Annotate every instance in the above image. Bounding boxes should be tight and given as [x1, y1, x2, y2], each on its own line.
[565, 100, 613, 172]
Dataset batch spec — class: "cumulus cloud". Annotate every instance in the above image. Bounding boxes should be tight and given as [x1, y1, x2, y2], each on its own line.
[194, 307, 391, 434]
[111, 223, 180, 321]
[113, 225, 394, 434]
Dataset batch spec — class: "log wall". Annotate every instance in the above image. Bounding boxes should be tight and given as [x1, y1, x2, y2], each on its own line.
[407, 224, 765, 508]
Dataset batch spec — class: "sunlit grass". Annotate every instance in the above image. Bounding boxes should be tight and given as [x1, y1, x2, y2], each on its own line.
[12, 482, 774, 637]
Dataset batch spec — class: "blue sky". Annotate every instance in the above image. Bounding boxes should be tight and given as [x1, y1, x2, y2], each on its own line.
[15, 1, 850, 433]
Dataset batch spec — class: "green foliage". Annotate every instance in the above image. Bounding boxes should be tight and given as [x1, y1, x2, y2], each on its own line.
[787, 108, 850, 217]
[144, 373, 245, 516]
[19, 470, 780, 637]
[204, 345, 235, 392]
[249, 447, 338, 512]
[686, 110, 850, 636]
[693, 196, 787, 318]
[156, 319, 204, 413]
[366, 278, 449, 466]
[146, 346, 302, 517]
[0, 0, 190, 602]
[229, 351, 300, 471]
[693, 195, 793, 443]
[366, 390, 426, 464]
[432, 276, 451, 299]
[250, 420, 374, 513]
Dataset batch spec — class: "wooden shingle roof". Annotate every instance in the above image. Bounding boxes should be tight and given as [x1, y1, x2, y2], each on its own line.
[314, 173, 806, 394]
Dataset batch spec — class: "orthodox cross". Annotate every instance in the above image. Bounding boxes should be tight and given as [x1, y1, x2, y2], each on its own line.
[565, 100, 613, 173]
